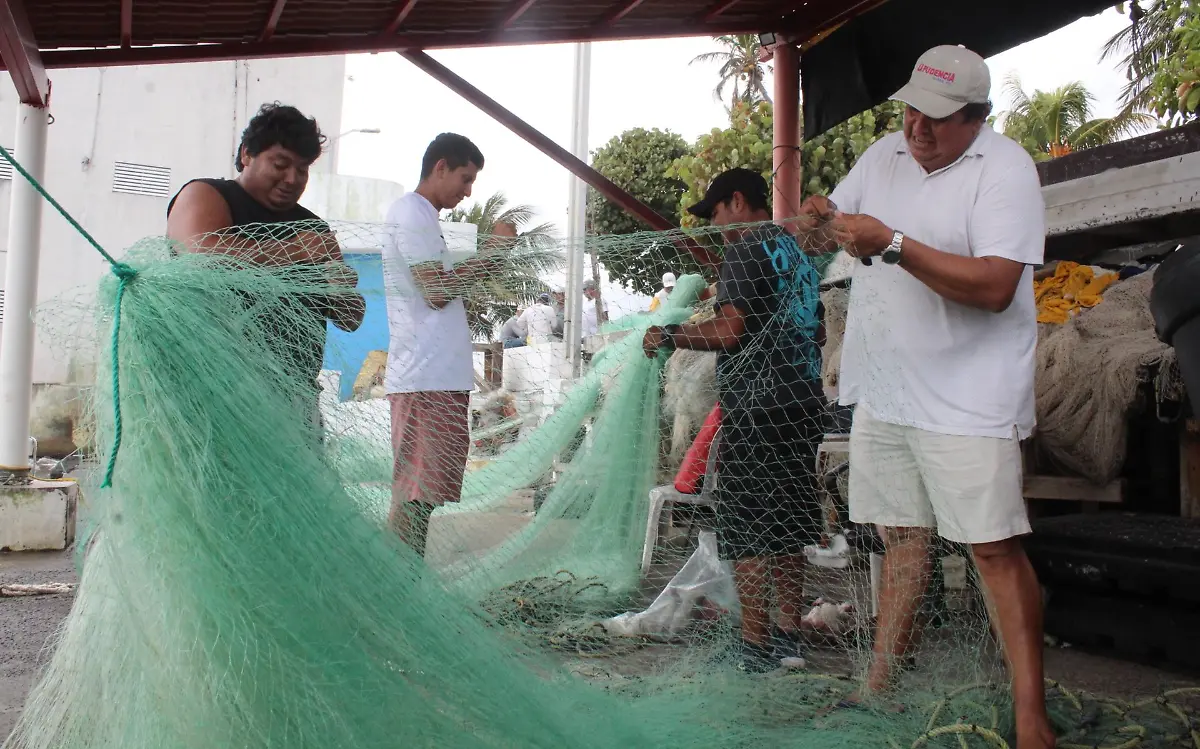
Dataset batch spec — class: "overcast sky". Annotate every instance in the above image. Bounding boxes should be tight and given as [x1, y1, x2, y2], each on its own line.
[336, 7, 1136, 308]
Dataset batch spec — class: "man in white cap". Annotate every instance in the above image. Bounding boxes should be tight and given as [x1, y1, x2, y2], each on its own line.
[799, 46, 1053, 748]
[648, 271, 676, 312]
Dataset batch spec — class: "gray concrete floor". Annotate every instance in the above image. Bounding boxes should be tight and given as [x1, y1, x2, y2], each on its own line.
[1, 549, 76, 739]
[4, 530, 1198, 741]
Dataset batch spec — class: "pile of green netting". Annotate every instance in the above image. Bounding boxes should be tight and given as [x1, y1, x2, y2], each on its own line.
[7, 220, 1200, 749]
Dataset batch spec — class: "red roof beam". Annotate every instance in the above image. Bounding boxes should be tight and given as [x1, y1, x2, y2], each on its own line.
[259, 0, 289, 43]
[699, 0, 742, 22]
[120, 0, 133, 48]
[499, 0, 539, 28]
[0, 0, 48, 108]
[381, 0, 420, 36]
[595, 0, 646, 25]
[33, 15, 798, 70]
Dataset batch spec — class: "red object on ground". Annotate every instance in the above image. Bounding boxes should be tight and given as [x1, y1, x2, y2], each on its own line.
[674, 404, 721, 494]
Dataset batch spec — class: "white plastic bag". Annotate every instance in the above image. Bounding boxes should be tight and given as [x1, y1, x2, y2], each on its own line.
[603, 531, 740, 637]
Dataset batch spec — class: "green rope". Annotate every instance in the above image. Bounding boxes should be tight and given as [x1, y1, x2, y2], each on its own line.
[0, 144, 136, 486]
[0, 145, 119, 266]
[100, 263, 137, 488]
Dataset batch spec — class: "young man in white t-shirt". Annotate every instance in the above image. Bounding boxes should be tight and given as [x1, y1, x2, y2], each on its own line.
[801, 47, 1054, 748]
[383, 132, 499, 557]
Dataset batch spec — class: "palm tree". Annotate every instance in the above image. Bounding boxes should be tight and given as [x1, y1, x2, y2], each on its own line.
[998, 74, 1155, 161]
[443, 191, 561, 340]
[1102, 1, 1178, 113]
[690, 34, 772, 110]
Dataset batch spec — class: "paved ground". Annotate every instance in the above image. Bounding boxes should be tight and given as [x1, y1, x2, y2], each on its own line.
[0, 549, 76, 739]
[5, 543, 1200, 742]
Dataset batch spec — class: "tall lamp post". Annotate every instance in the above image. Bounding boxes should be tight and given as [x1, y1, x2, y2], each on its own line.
[327, 127, 381, 174]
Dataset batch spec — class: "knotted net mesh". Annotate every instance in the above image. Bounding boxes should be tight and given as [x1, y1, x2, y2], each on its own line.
[6, 218, 1198, 749]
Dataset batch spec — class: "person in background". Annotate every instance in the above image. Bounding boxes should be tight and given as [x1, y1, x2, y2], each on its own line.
[550, 288, 566, 339]
[581, 278, 609, 338]
[804, 45, 1053, 749]
[642, 168, 825, 673]
[519, 292, 558, 344]
[166, 102, 365, 425]
[383, 132, 501, 557]
[498, 307, 528, 348]
[648, 271, 676, 312]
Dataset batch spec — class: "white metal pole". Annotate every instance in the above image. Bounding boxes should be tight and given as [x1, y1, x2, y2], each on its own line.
[0, 104, 50, 473]
[564, 42, 591, 378]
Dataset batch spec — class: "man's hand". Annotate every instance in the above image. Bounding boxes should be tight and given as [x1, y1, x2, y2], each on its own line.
[832, 213, 893, 259]
[293, 230, 343, 263]
[799, 194, 838, 222]
[793, 195, 842, 254]
[643, 326, 670, 358]
[323, 261, 359, 288]
[482, 222, 519, 252]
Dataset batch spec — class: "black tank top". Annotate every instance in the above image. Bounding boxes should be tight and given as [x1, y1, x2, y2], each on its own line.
[167, 178, 331, 394]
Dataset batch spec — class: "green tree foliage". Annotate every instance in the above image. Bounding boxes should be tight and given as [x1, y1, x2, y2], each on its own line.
[666, 100, 905, 228]
[801, 102, 906, 200]
[1103, 0, 1200, 123]
[586, 128, 693, 295]
[444, 191, 559, 340]
[588, 128, 691, 236]
[690, 34, 772, 110]
[999, 74, 1155, 160]
[667, 101, 776, 230]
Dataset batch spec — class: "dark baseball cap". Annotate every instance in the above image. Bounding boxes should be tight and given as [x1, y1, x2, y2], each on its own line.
[686, 168, 769, 221]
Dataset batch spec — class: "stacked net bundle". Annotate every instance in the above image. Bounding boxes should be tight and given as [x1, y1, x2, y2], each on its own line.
[8, 217, 1199, 749]
[1034, 271, 1184, 483]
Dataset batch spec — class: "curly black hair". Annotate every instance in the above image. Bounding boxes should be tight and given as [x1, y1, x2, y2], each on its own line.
[235, 102, 327, 173]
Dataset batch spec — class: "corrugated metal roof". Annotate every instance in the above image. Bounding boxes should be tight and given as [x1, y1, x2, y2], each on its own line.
[15, 0, 869, 69]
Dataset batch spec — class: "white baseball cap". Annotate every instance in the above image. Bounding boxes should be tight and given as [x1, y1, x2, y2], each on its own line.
[892, 45, 991, 119]
[662, 272, 676, 288]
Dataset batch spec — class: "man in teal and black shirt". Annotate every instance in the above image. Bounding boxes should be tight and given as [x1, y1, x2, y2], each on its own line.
[644, 168, 826, 673]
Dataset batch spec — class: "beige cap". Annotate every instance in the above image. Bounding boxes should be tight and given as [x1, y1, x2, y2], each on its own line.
[892, 45, 991, 119]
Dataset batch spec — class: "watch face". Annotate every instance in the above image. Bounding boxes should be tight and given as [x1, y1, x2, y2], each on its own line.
[882, 248, 902, 264]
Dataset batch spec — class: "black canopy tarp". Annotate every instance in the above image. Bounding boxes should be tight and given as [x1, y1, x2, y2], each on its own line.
[802, 0, 1119, 138]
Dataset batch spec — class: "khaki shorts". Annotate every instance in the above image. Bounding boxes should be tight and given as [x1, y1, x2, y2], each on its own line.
[847, 407, 1031, 545]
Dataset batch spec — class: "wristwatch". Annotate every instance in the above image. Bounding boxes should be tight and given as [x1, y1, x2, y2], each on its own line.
[881, 231, 905, 265]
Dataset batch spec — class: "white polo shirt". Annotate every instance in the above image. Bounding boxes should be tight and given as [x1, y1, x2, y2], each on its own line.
[382, 192, 474, 394]
[829, 127, 1045, 439]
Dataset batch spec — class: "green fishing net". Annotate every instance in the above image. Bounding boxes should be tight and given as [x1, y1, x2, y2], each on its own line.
[6, 217, 1199, 749]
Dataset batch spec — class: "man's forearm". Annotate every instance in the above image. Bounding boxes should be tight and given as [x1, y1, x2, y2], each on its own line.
[897, 238, 1016, 313]
[188, 232, 336, 267]
[672, 318, 743, 352]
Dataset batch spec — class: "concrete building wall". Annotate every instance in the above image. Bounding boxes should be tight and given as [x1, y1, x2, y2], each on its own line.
[0, 55, 347, 384]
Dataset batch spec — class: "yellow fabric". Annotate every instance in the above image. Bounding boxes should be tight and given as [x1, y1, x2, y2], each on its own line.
[1033, 261, 1118, 324]
[648, 296, 661, 312]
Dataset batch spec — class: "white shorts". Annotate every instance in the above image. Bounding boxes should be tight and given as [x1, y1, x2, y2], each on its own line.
[848, 407, 1031, 545]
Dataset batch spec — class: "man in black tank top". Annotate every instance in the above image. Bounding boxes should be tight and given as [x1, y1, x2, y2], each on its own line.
[166, 103, 365, 420]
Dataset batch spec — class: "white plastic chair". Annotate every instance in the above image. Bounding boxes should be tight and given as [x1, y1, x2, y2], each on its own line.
[641, 429, 720, 576]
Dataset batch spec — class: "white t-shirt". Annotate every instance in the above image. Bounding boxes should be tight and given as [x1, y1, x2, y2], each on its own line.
[582, 298, 608, 337]
[382, 192, 474, 393]
[519, 303, 557, 343]
[829, 128, 1045, 439]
